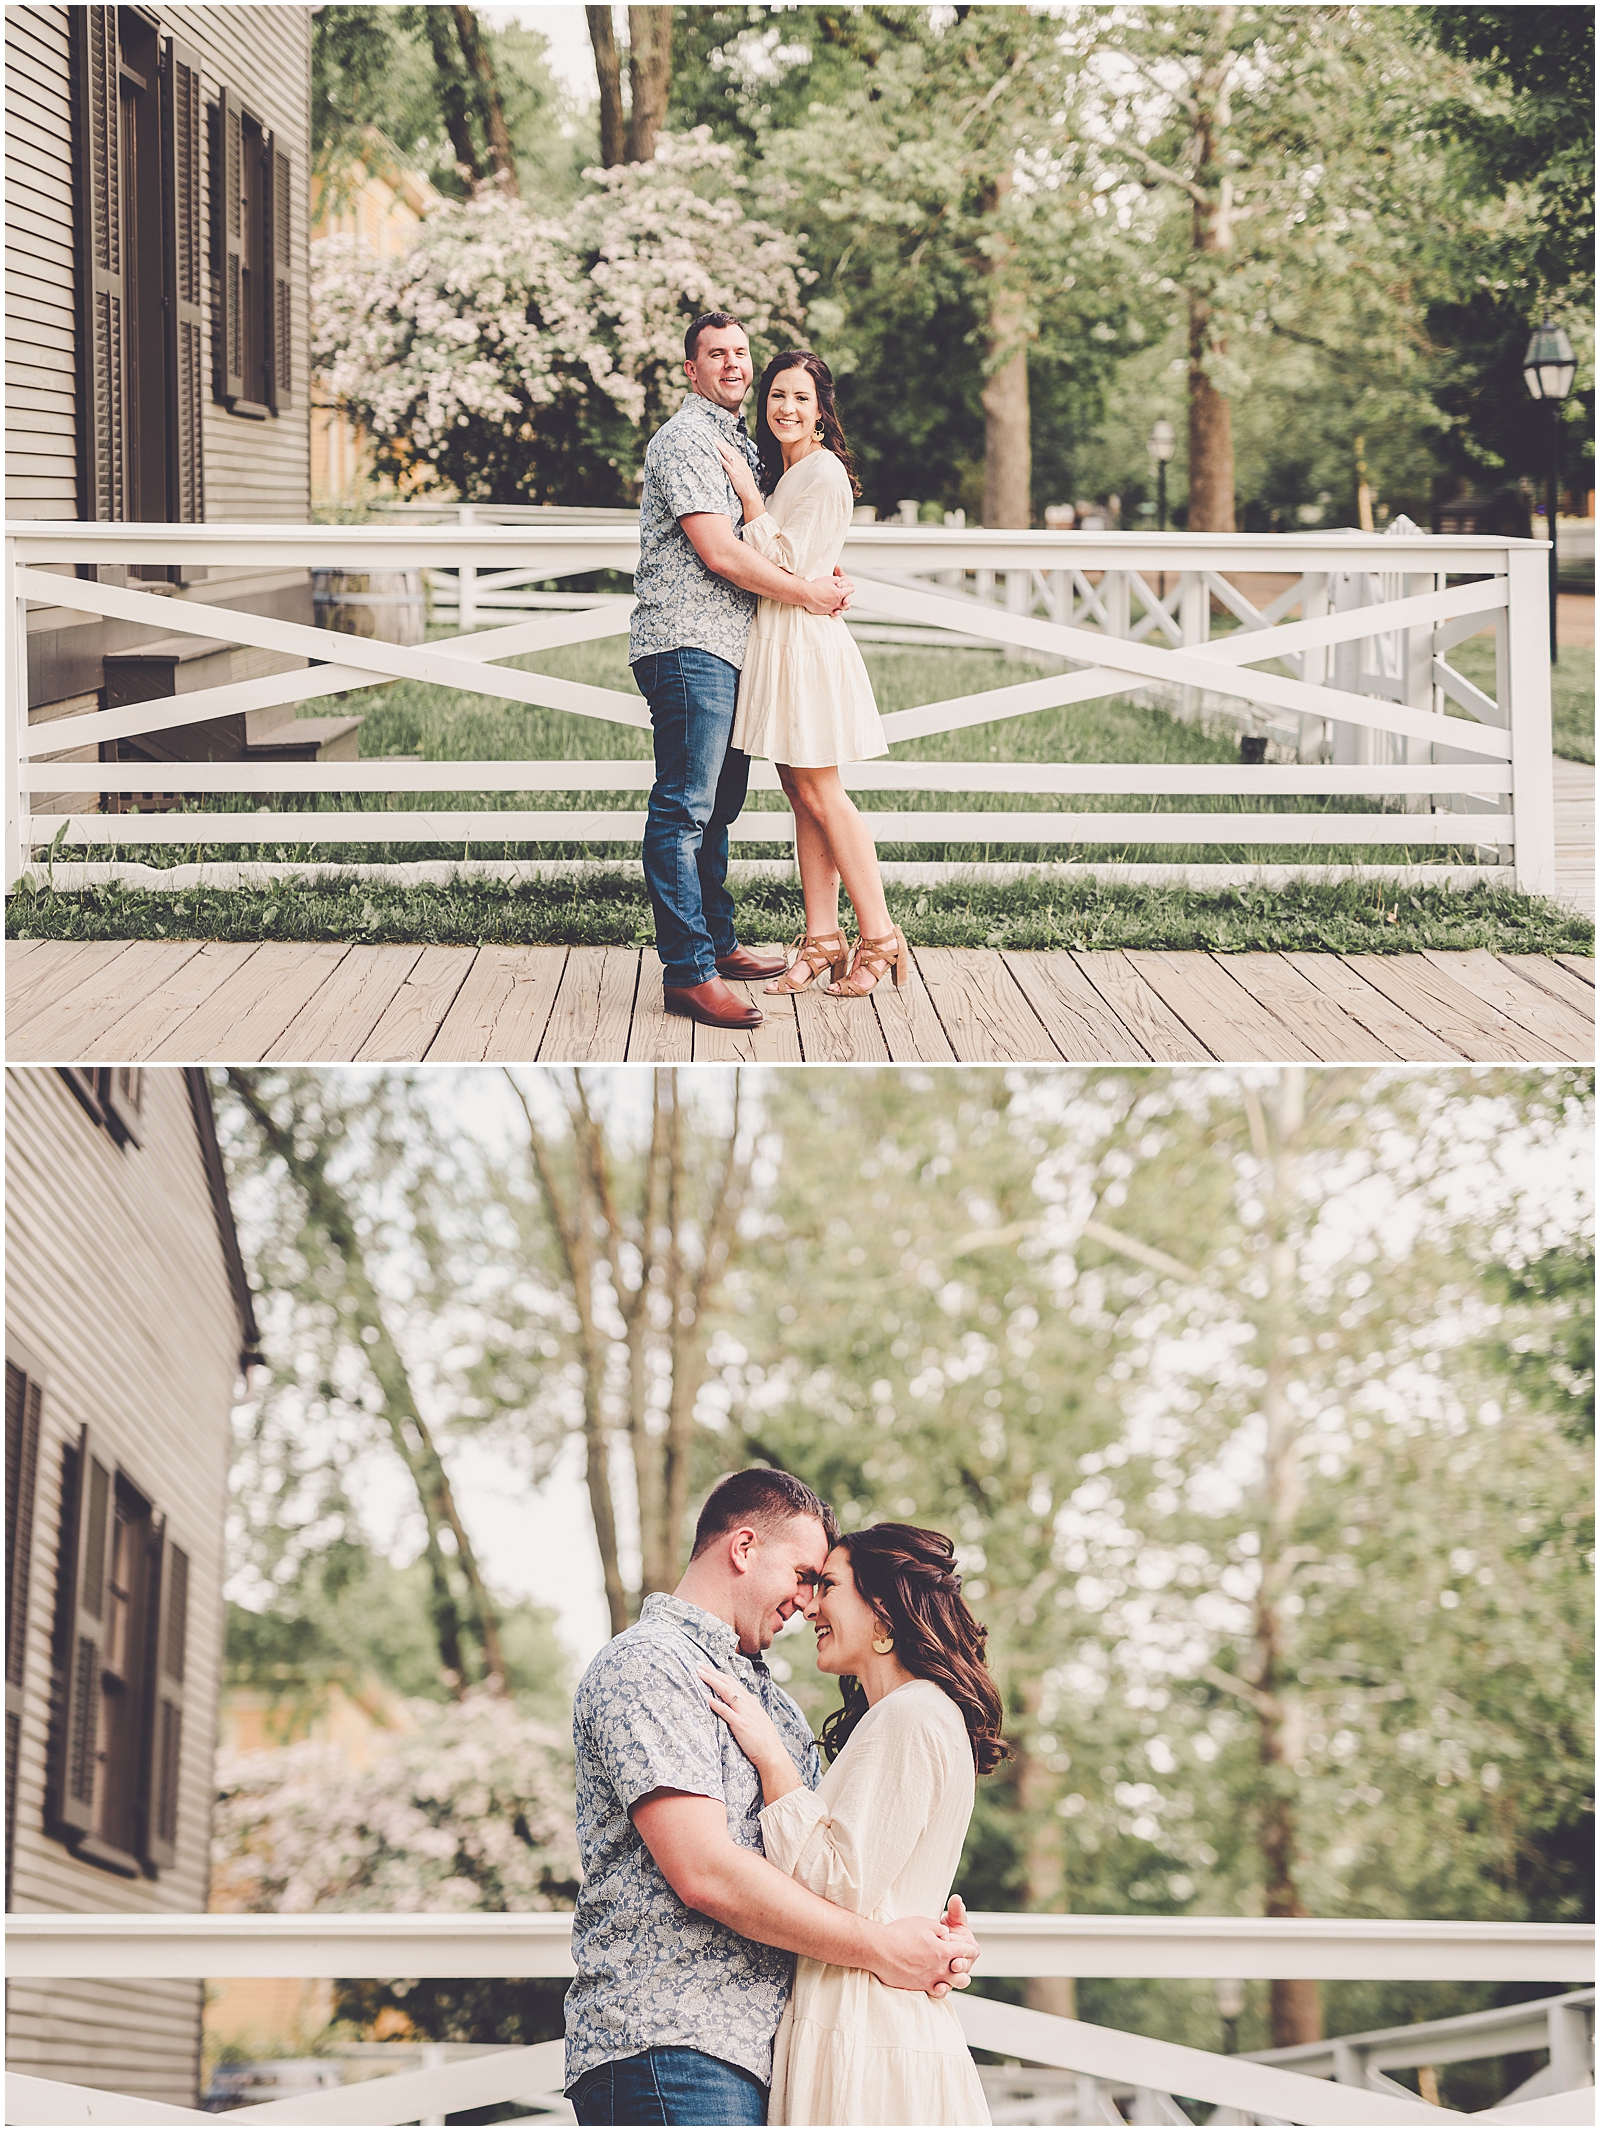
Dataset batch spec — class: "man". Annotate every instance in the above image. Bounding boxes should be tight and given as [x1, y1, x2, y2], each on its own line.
[632, 314, 855, 1032]
[564, 1468, 980, 2126]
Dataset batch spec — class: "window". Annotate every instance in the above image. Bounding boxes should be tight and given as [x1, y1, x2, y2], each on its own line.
[6, 1355, 45, 1907]
[211, 87, 293, 420]
[52, 1429, 189, 1878]
[59, 1067, 145, 1149]
[71, 7, 206, 529]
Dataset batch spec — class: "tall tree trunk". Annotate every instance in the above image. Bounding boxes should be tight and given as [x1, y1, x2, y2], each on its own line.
[626, 6, 673, 164]
[228, 1072, 507, 1695]
[587, 5, 626, 168]
[421, 5, 485, 190]
[1250, 1069, 1323, 2048]
[452, 4, 519, 197]
[980, 170, 1031, 528]
[1017, 1680, 1076, 2021]
[1186, 14, 1236, 533]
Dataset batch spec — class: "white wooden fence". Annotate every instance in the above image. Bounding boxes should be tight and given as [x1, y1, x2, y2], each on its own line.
[4, 1911, 1592, 2128]
[6, 522, 1556, 896]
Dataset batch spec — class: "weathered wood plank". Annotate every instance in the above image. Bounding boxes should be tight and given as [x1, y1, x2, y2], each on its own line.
[1554, 955, 1595, 986]
[82, 943, 262, 1061]
[628, 952, 694, 1062]
[1419, 950, 1594, 1063]
[355, 945, 476, 1062]
[793, 973, 893, 1063]
[7, 940, 139, 1038]
[1283, 954, 1469, 1063]
[1219, 953, 1406, 1064]
[913, 947, 1061, 1063]
[1125, 951, 1319, 1063]
[539, 947, 639, 1062]
[428, 946, 568, 1062]
[145, 944, 351, 1062]
[8, 942, 206, 1060]
[1070, 952, 1212, 1062]
[1001, 952, 1148, 1062]
[1500, 954, 1600, 1024]
[871, 951, 958, 1062]
[694, 990, 804, 1062]
[263, 945, 423, 1061]
[1341, 955, 1550, 1063]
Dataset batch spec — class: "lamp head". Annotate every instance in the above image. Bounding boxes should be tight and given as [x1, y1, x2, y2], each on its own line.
[1148, 418, 1177, 464]
[1523, 319, 1576, 403]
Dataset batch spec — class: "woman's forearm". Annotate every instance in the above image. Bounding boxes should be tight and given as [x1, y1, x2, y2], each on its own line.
[756, 1750, 804, 1807]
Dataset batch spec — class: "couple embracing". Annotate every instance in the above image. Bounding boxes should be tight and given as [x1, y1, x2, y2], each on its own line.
[632, 312, 907, 1031]
[563, 1468, 1003, 2126]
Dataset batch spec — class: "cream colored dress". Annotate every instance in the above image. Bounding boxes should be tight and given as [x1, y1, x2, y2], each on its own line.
[760, 1680, 991, 2127]
[730, 448, 888, 768]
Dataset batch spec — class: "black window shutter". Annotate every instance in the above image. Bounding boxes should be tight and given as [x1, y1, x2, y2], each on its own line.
[6, 1362, 44, 1905]
[71, 5, 129, 523]
[54, 1430, 114, 1839]
[161, 38, 206, 521]
[214, 86, 246, 404]
[141, 1522, 189, 1871]
[103, 1068, 145, 1149]
[265, 135, 292, 413]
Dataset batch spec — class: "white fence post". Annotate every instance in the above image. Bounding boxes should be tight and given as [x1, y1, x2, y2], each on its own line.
[1505, 545, 1557, 898]
[1298, 571, 1329, 762]
[1549, 1999, 1593, 2093]
[457, 503, 477, 632]
[5, 536, 29, 890]
[1179, 570, 1207, 721]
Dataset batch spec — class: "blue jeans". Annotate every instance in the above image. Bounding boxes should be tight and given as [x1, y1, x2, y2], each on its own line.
[635, 648, 750, 989]
[568, 2047, 768, 2126]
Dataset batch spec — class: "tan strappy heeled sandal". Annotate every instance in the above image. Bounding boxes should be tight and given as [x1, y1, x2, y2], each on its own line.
[764, 930, 850, 995]
[827, 927, 910, 997]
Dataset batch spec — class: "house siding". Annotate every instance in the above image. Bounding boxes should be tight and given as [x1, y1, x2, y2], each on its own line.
[5, 1068, 244, 2110]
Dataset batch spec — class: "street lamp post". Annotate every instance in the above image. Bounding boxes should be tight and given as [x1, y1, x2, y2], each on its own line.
[1522, 318, 1576, 663]
[1148, 418, 1176, 599]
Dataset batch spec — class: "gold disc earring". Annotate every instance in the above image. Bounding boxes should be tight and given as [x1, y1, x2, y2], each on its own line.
[872, 1632, 894, 1654]
[814, 421, 825, 439]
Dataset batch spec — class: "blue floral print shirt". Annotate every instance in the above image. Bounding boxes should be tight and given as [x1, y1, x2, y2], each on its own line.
[563, 1592, 822, 2090]
[629, 394, 765, 670]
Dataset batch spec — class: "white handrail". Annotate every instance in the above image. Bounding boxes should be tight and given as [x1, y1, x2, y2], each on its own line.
[7, 523, 1554, 897]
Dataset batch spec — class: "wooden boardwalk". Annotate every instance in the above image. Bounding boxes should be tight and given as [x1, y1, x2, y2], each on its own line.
[7, 939, 1593, 1065]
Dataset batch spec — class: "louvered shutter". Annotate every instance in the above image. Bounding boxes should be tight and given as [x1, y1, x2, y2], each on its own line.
[72, 5, 128, 523]
[215, 86, 246, 403]
[56, 1430, 114, 1838]
[265, 135, 293, 413]
[161, 38, 206, 521]
[103, 1067, 145, 1149]
[141, 1521, 189, 1870]
[6, 1361, 44, 1903]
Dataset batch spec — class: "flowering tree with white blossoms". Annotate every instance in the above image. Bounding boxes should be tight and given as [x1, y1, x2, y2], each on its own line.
[212, 1688, 579, 1916]
[312, 131, 809, 504]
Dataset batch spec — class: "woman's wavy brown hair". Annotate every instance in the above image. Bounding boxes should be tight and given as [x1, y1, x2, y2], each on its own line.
[754, 350, 862, 499]
[818, 1523, 1010, 1775]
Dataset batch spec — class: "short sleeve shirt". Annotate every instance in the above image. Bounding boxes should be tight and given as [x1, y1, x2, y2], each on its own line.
[564, 1593, 822, 2090]
[629, 396, 764, 671]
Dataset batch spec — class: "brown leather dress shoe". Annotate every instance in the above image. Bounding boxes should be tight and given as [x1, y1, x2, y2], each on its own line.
[662, 975, 764, 1029]
[715, 944, 789, 982]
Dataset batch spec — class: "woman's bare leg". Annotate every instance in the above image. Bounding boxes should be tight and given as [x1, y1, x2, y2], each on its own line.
[778, 766, 842, 937]
[783, 767, 893, 940]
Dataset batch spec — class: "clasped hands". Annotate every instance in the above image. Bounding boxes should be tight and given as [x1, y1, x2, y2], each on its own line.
[713, 439, 853, 619]
[699, 1663, 978, 2000]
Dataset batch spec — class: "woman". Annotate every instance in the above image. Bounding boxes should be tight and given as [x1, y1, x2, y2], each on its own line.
[698, 1523, 1006, 2126]
[714, 352, 908, 999]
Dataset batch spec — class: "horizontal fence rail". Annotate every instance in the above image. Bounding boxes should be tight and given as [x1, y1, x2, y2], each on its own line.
[5, 1913, 1593, 2130]
[6, 523, 1556, 897]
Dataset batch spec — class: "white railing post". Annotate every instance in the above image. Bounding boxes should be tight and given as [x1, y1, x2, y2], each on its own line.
[1549, 1998, 1593, 2093]
[1297, 571, 1329, 762]
[1504, 545, 1557, 897]
[5, 535, 30, 889]
[1004, 565, 1030, 661]
[1401, 571, 1436, 810]
[458, 502, 477, 631]
[1179, 569, 1207, 721]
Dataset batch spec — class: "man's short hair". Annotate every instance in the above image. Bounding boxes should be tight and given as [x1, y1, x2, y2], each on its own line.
[685, 311, 744, 362]
[690, 1467, 838, 1560]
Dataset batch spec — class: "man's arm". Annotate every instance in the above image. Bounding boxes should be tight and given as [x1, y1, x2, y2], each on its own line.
[632, 1790, 977, 1994]
[680, 513, 846, 615]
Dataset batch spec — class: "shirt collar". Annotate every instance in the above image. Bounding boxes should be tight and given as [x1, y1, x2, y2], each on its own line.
[685, 392, 749, 439]
[642, 1591, 765, 1672]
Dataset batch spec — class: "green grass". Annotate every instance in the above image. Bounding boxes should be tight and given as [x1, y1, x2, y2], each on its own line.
[1448, 631, 1594, 765]
[7, 871, 1591, 956]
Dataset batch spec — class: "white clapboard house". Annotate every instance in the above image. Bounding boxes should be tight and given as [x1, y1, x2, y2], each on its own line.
[6, 1067, 259, 2108]
[5, 4, 359, 805]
